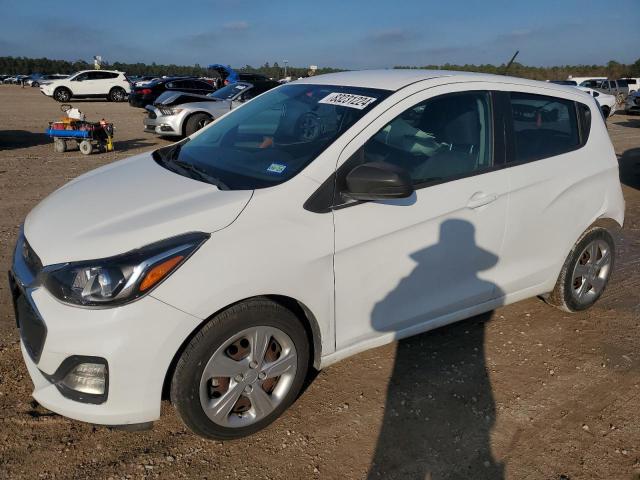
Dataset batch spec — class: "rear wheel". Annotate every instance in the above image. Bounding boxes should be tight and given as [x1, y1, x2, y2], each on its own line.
[171, 298, 310, 440]
[53, 138, 66, 153]
[53, 87, 71, 102]
[184, 113, 212, 137]
[109, 87, 126, 102]
[547, 227, 615, 312]
[601, 106, 610, 119]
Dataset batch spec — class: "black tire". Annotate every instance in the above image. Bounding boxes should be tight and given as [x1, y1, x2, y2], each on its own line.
[53, 87, 71, 102]
[184, 113, 212, 137]
[109, 87, 126, 102]
[601, 106, 610, 120]
[547, 227, 615, 312]
[32, 81, 39, 88]
[171, 298, 310, 440]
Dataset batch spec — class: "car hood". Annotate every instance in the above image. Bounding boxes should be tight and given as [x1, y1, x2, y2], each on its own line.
[154, 91, 219, 107]
[24, 152, 253, 265]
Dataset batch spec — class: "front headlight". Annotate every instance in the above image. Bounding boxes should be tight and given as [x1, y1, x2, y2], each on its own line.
[158, 107, 183, 116]
[43, 232, 209, 307]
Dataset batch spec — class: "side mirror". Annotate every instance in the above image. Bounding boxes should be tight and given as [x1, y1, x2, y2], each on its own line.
[345, 162, 414, 201]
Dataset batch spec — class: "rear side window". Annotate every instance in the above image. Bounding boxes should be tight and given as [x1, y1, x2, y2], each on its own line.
[577, 102, 592, 143]
[194, 80, 214, 91]
[509, 92, 580, 163]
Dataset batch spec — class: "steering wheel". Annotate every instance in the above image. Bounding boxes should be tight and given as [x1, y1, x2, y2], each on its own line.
[295, 112, 322, 141]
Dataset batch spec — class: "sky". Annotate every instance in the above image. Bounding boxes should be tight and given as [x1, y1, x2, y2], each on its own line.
[1, 0, 639, 69]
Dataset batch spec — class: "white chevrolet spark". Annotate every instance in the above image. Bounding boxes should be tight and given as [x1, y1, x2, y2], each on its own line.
[10, 70, 624, 439]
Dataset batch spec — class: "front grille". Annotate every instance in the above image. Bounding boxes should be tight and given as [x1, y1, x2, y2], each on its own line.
[22, 238, 42, 276]
[16, 292, 47, 363]
[148, 111, 157, 119]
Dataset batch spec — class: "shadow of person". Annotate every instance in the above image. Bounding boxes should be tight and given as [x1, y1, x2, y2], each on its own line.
[368, 219, 504, 480]
[618, 147, 640, 190]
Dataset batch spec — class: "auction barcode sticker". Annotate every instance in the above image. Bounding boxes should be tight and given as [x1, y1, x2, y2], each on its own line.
[318, 92, 377, 110]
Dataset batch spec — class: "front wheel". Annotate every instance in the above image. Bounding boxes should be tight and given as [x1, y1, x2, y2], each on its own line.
[171, 299, 310, 440]
[547, 227, 615, 312]
[53, 87, 71, 102]
[184, 113, 212, 137]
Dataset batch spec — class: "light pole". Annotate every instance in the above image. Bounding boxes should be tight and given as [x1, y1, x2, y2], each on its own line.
[284, 60, 288, 79]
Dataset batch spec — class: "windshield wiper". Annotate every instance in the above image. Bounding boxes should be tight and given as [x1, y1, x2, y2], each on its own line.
[170, 158, 230, 190]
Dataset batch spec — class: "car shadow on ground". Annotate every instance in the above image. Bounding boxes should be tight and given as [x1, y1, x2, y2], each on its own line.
[115, 138, 158, 152]
[368, 219, 504, 480]
[0, 130, 50, 150]
[618, 147, 640, 190]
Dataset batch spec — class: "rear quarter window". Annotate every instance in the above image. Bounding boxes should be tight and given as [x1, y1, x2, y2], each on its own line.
[509, 92, 580, 163]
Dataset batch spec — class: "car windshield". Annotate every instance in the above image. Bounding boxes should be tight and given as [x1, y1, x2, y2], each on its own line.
[155, 83, 391, 190]
[208, 83, 251, 100]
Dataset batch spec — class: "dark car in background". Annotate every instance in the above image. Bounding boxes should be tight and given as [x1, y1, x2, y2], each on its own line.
[30, 74, 68, 87]
[128, 77, 216, 108]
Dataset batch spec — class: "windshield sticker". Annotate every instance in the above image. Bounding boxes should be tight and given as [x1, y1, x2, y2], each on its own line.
[267, 163, 287, 174]
[318, 92, 377, 110]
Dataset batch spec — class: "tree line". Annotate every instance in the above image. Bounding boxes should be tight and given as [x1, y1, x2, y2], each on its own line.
[1, 56, 639, 80]
[394, 59, 640, 80]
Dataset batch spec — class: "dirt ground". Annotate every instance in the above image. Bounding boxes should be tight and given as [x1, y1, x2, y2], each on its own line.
[0, 85, 639, 480]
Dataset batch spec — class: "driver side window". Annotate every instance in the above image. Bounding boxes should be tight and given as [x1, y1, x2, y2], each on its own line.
[360, 91, 493, 185]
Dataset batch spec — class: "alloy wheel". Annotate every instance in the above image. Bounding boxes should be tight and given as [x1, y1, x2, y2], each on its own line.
[571, 239, 611, 304]
[199, 326, 297, 428]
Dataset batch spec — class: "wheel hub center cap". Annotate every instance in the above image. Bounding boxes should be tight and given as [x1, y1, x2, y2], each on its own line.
[244, 369, 259, 384]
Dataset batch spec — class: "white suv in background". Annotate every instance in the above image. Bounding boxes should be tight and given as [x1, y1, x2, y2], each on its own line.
[11, 70, 624, 440]
[621, 78, 640, 94]
[577, 86, 617, 118]
[40, 70, 131, 102]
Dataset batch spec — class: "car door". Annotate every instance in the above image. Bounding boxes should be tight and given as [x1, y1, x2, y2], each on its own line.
[496, 89, 593, 295]
[166, 80, 188, 94]
[71, 72, 92, 95]
[333, 85, 509, 350]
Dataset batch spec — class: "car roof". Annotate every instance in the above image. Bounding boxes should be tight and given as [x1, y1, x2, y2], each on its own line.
[77, 69, 123, 74]
[294, 69, 582, 94]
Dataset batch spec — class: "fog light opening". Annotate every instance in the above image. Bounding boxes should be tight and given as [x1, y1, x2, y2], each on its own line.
[61, 362, 106, 395]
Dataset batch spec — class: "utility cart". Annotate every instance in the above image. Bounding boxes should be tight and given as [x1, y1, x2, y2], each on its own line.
[46, 104, 114, 155]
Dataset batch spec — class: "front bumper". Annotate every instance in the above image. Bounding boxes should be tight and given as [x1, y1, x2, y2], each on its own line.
[143, 107, 185, 137]
[10, 232, 203, 426]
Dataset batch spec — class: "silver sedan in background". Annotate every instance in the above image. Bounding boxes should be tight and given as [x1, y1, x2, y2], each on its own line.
[144, 81, 279, 137]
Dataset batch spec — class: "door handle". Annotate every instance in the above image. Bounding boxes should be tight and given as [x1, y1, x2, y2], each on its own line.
[467, 192, 498, 209]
